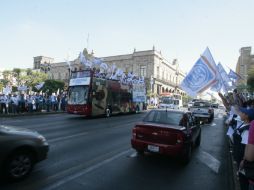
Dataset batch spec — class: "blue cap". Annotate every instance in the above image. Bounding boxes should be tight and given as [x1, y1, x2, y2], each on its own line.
[239, 108, 254, 121]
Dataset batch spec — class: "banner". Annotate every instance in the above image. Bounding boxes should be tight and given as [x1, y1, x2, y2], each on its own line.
[3, 86, 12, 95]
[18, 85, 28, 91]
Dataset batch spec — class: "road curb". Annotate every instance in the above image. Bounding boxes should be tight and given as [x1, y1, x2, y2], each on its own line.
[228, 137, 241, 190]
[0, 111, 66, 118]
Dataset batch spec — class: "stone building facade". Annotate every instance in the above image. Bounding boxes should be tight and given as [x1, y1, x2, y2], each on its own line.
[101, 48, 186, 96]
[236, 47, 254, 86]
[34, 47, 186, 96]
[33, 56, 54, 70]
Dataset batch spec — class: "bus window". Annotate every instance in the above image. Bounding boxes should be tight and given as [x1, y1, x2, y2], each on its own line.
[68, 86, 89, 104]
[174, 100, 179, 105]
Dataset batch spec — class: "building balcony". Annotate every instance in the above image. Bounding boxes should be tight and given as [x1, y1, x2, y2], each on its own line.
[154, 76, 177, 87]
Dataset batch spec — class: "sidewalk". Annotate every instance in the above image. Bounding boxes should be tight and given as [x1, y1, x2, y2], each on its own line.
[0, 110, 66, 117]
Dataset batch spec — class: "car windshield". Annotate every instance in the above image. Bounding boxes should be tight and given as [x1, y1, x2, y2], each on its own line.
[143, 110, 184, 126]
[193, 102, 211, 107]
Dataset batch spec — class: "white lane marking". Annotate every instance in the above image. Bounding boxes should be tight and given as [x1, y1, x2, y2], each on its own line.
[48, 131, 88, 143]
[43, 149, 132, 190]
[197, 150, 221, 173]
[217, 114, 224, 118]
[128, 152, 138, 158]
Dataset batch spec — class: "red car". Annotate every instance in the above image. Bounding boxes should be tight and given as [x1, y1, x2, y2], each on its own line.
[131, 109, 201, 163]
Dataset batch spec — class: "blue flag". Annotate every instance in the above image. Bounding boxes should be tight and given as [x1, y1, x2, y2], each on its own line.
[228, 69, 242, 80]
[217, 63, 231, 90]
[180, 56, 217, 97]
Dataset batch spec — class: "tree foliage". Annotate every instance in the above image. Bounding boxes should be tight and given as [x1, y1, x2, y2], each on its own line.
[20, 70, 47, 89]
[0, 81, 4, 92]
[41, 79, 65, 95]
[247, 67, 254, 92]
[0, 79, 9, 86]
[12, 68, 21, 85]
[2, 70, 12, 80]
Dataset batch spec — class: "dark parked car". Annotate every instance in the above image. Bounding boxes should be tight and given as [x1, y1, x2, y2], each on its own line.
[0, 125, 49, 180]
[131, 109, 201, 164]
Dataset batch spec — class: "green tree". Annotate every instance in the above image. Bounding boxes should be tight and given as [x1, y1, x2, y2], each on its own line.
[26, 68, 33, 76]
[41, 79, 65, 95]
[12, 68, 21, 86]
[2, 70, 12, 81]
[0, 79, 9, 86]
[247, 67, 254, 92]
[20, 70, 47, 90]
[0, 81, 4, 92]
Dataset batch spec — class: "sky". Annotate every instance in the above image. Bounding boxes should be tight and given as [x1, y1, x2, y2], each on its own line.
[0, 0, 254, 73]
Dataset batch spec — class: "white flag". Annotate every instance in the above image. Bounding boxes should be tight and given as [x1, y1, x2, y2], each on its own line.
[180, 55, 217, 97]
[35, 82, 44, 90]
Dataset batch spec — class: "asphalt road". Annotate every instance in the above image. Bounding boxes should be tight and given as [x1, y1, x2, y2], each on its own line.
[0, 108, 234, 190]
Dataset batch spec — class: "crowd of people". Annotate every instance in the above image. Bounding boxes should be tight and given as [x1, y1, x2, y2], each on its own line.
[220, 89, 254, 190]
[0, 92, 67, 115]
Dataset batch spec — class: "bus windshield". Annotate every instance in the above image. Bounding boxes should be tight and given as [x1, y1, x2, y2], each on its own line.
[68, 86, 89, 105]
[160, 97, 173, 104]
[71, 70, 91, 79]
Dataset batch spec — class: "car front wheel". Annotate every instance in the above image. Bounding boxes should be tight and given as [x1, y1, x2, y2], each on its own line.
[5, 150, 34, 180]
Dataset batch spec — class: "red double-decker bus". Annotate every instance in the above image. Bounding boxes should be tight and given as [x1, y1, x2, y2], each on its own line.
[67, 69, 146, 117]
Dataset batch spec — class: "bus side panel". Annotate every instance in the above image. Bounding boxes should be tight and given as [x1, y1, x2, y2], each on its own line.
[91, 78, 108, 116]
[107, 80, 132, 114]
[107, 80, 121, 114]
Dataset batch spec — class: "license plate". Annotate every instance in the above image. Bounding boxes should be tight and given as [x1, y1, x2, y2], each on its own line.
[148, 145, 159, 152]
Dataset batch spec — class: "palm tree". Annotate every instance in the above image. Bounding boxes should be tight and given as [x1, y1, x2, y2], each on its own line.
[2, 70, 12, 81]
[13, 68, 21, 86]
[26, 68, 32, 76]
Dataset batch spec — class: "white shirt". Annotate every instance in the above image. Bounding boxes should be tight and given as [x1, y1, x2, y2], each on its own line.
[239, 123, 250, 145]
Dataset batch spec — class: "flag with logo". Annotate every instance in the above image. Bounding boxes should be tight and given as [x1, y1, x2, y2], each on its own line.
[180, 55, 217, 97]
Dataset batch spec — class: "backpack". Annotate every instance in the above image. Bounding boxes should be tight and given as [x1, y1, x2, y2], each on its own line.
[232, 124, 250, 166]
[229, 114, 238, 129]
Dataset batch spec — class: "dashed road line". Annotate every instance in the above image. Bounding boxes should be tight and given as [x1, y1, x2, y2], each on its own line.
[48, 131, 88, 143]
[42, 149, 132, 190]
[197, 150, 221, 173]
